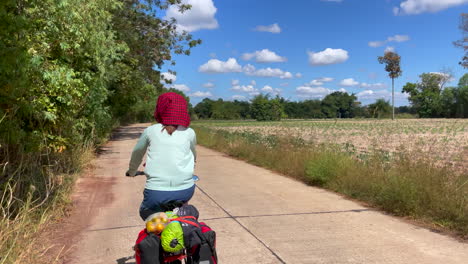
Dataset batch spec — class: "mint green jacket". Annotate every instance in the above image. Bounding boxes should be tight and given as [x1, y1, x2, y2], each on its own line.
[128, 124, 196, 191]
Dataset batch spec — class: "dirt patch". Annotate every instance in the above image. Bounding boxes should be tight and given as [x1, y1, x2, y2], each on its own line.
[38, 165, 117, 263]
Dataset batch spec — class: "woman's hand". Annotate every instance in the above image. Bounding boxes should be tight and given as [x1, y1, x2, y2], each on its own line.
[126, 170, 144, 177]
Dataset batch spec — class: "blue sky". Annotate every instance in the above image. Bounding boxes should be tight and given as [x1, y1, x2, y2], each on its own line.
[160, 0, 468, 106]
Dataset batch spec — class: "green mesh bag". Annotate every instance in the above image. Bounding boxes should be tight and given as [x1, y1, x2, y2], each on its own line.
[161, 221, 185, 253]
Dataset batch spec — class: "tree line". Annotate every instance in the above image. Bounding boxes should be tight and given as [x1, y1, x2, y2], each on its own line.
[0, 0, 198, 218]
[193, 73, 468, 121]
[1, 0, 198, 155]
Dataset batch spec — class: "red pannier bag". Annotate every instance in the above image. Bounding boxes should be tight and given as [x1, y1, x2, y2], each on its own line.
[134, 229, 164, 264]
[188, 222, 217, 264]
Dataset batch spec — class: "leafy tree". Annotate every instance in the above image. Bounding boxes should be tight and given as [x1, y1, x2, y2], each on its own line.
[378, 51, 402, 120]
[459, 73, 468, 87]
[402, 73, 447, 117]
[108, 0, 201, 121]
[454, 13, 467, 68]
[250, 95, 283, 121]
[321, 92, 359, 118]
[211, 99, 242, 120]
[368, 99, 392, 118]
[454, 73, 468, 117]
[395, 105, 416, 115]
[232, 100, 251, 119]
[0, 0, 201, 229]
[194, 98, 215, 119]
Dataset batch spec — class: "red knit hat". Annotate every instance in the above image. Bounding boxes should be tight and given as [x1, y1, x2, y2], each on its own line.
[154, 92, 191, 127]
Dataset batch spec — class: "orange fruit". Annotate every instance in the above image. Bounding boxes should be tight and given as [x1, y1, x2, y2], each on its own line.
[146, 221, 158, 233]
[155, 223, 165, 233]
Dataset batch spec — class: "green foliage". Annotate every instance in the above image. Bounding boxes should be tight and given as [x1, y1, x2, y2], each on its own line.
[403, 73, 468, 118]
[305, 151, 353, 186]
[321, 92, 359, 118]
[0, 0, 199, 261]
[250, 95, 284, 121]
[368, 99, 392, 118]
[284, 100, 325, 119]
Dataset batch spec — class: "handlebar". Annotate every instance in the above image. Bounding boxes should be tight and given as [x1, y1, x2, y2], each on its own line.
[126, 172, 200, 182]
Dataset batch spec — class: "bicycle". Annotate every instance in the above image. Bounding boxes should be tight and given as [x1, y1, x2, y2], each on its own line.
[130, 174, 203, 264]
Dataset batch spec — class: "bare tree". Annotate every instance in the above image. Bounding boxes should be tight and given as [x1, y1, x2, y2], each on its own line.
[378, 51, 402, 120]
[454, 13, 467, 68]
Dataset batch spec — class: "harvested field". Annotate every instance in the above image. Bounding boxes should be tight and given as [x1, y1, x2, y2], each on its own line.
[194, 119, 468, 172]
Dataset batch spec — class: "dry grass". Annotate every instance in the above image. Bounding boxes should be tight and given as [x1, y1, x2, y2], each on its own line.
[198, 119, 468, 171]
[0, 145, 95, 264]
[193, 121, 468, 237]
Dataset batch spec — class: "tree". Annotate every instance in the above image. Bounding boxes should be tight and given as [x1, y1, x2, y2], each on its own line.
[108, 0, 201, 121]
[402, 73, 447, 117]
[368, 99, 392, 118]
[454, 13, 467, 68]
[378, 51, 402, 120]
[194, 98, 214, 119]
[250, 95, 283, 121]
[455, 73, 468, 117]
[321, 92, 359, 118]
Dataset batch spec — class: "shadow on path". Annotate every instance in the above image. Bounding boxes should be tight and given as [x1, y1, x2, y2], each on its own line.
[116, 255, 135, 264]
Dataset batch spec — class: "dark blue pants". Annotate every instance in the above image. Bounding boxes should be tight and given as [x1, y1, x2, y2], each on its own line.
[139, 185, 195, 221]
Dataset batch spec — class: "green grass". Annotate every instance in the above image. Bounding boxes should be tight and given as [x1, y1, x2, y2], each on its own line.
[193, 126, 468, 237]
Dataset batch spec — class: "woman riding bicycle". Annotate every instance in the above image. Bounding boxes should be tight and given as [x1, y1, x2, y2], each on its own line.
[126, 92, 197, 221]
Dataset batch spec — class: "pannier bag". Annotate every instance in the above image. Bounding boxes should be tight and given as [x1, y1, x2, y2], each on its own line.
[134, 229, 163, 264]
[134, 204, 217, 264]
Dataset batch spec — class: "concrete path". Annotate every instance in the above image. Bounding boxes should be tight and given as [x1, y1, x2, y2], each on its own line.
[64, 124, 468, 264]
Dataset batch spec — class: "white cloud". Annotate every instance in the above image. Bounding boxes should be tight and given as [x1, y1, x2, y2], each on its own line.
[231, 79, 240, 86]
[295, 73, 302, 78]
[241, 49, 287, 63]
[385, 46, 395, 53]
[172, 84, 191, 92]
[191, 91, 213, 97]
[250, 80, 257, 86]
[232, 95, 246, 100]
[310, 80, 324, 86]
[243, 64, 294, 79]
[202, 82, 215, 88]
[209, 53, 217, 58]
[280, 82, 289, 87]
[261, 85, 282, 95]
[308, 48, 349, 66]
[369, 41, 387, 48]
[388, 35, 410, 42]
[282, 72, 293, 79]
[317, 77, 334, 82]
[340, 78, 359, 86]
[369, 35, 410, 48]
[261, 85, 274, 92]
[296, 86, 334, 98]
[254, 23, 281, 33]
[232, 85, 256, 93]
[360, 82, 388, 89]
[394, 0, 468, 15]
[165, 0, 218, 32]
[160, 72, 177, 83]
[357, 89, 409, 101]
[199, 58, 242, 73]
